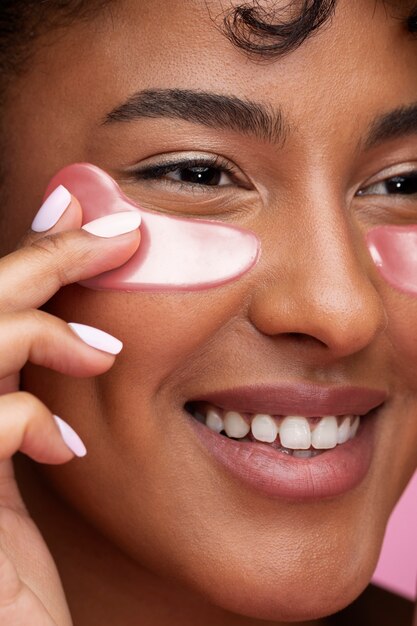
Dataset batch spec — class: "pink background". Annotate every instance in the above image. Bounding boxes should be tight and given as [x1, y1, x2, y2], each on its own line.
[372, 470, 417, 600]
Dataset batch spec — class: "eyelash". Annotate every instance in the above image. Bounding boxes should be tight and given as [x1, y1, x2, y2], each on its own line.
[358, 171, 417, 197]
[131, 156, 417, 200]
[131, 156, 241, 189]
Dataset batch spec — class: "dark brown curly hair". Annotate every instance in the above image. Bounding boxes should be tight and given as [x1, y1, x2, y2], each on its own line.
[0, 0, 416, 76]
[222, 0, 417, 59]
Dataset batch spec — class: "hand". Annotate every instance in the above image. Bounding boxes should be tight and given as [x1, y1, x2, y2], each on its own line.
[0, 186, 140, 625]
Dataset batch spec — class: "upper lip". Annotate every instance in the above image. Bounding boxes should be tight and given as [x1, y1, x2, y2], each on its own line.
[194, 383, 387, 417]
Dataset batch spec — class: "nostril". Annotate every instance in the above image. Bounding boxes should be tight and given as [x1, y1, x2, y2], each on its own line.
[284, 332, 327, 346]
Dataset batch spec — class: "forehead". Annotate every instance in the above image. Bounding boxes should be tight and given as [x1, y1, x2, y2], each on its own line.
[4, 0, 417, 185]
[50, 0, 415, 111]
[1, 0, 416, 258]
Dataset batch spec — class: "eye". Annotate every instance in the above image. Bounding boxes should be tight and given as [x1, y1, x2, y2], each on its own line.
[122, 151, 256, 219]
[358, 172, 417, 197]
[158, 163, 231, 187]
[131, 154, 249, 191]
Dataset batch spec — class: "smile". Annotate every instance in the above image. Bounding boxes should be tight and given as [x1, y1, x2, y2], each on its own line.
[188, 404, 360, 459]
[185, 384, 387, 500]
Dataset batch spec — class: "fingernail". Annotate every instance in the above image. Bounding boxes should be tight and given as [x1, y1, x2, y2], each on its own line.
[82, 211, 141, 238]
[68, 322, 123, 355]
[31, 185, 72, 232]
[53, 415, 87, 457]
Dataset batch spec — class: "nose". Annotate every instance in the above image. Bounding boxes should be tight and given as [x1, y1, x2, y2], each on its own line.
[248, 200, 386, 359]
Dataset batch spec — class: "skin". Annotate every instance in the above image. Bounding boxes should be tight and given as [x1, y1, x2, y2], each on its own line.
[0, 0, 416, 623]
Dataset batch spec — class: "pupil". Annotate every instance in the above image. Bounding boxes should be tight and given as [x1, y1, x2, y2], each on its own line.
[180, 167, 221, 186]
[386, 176, 417, 195]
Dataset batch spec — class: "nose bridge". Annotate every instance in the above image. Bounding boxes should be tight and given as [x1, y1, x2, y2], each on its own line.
[249, 197, 386, 356]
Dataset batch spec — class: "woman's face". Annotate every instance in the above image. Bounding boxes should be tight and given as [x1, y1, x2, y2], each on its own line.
[3, 0, 417, 621]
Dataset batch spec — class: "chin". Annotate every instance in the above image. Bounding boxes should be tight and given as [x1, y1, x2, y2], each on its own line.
[203, 577, 368, 622]
[181, 542, 381, 623]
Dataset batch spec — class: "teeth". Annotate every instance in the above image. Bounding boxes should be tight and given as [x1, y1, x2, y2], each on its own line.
[251, 414, 278, 443]
[350, 416, 360, 439]
[206, 408, 224, 433]
[223, 411, 250, 438]
[279, 416, 311, 450]
[337, 416, 351, 444]
[311, 416, 338, 450]
[192, 404, 363, 453]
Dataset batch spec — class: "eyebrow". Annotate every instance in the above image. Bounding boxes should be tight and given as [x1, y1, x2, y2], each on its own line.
[365, 103, 417, 149]
[103, 88, 289, 145]
[104, 89, 417, 151]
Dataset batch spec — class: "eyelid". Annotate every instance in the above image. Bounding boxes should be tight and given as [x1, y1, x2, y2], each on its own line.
[357, 162, 417, 193]
[139, 157, 233, 178]
[127, 151, 253, 189]
[362, 161, 417, 187]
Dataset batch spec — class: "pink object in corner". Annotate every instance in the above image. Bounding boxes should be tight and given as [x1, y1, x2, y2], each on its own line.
[367, 224, 417, 296]
[44, 163, 260, 292]
[366, 225, 417, 599]
[372, 470, 417, 600]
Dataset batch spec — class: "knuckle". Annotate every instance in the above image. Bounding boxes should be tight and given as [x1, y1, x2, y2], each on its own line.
[29, 232, 92, 286]
[14, 309, 50, 346]
[14, 391, 43, 421]
[20, 309, 65, 363]
[29, 235, 72, 285]
[21, 308, 47, 327]
[29, 234, 62, 259]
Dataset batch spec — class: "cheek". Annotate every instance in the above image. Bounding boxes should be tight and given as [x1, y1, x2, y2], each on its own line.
[43, 283, 247, 388]
[367, 224, 417, 382]
[385, 297, 417, 383]
[367, 287, 417, 487]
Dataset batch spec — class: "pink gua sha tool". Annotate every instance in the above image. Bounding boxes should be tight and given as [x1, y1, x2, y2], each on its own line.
[45, 163, 260, 291]
[367, 225, 417, 296]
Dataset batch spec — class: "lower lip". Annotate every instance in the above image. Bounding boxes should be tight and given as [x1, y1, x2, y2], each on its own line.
[186, 412, 377, 500]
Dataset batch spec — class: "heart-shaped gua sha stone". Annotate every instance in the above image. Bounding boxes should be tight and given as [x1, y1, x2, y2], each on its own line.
[44, 163, 260, 291]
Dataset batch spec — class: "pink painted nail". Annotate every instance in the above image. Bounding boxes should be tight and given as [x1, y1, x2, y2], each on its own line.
[53, 415, 87, 457]
[82, 212, 141, 238]
[68, 322, 123, 355]
[31, 185, 72, 232]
